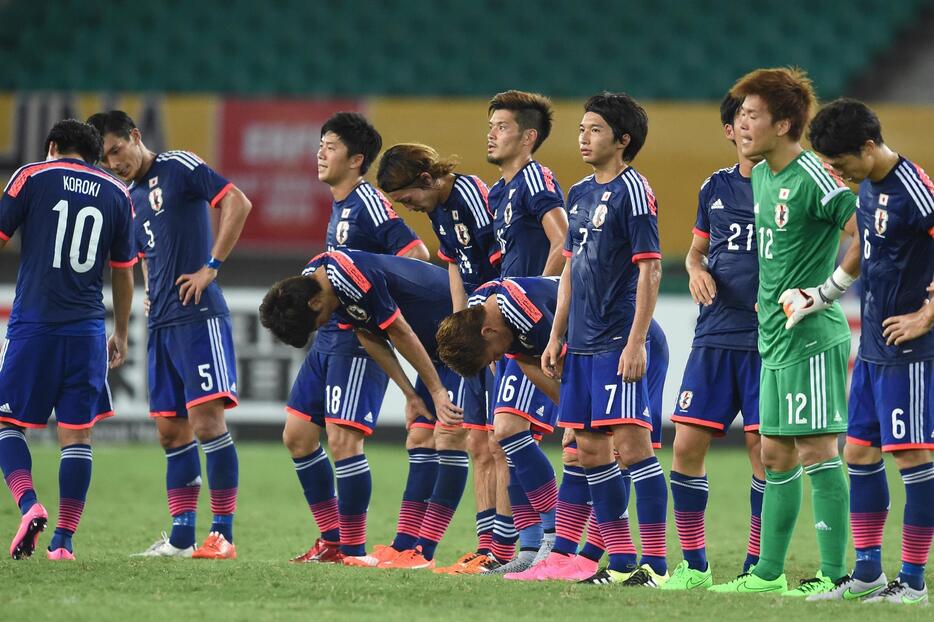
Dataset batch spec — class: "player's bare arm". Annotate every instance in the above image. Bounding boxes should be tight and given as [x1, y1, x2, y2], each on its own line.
[176, 185, 252, 305]
[447, 263, 468, 311]
[109, 266, 134, 369]
[540, 207, 569, 276]
[515, 354, 559, 404]
[542, 257, 571, 378]
[355, 327, 434, 426]
[780, 214, 859, 329]
[685, 233, 716, 306]
[619, 258, 661, 382]
[882, 271, 934, 345]
[382, 313, 464, 425]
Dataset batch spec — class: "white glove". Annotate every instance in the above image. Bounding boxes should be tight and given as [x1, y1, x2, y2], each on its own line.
[778, 287, 829, 329]
[778, 267, 856, 330]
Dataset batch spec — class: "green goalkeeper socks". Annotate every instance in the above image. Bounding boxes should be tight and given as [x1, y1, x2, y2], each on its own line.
[804, 457, 849, 581]
[754, 466, 803, 581]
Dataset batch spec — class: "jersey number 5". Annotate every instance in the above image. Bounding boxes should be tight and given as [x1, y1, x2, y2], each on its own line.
[52, 200, 103, 274]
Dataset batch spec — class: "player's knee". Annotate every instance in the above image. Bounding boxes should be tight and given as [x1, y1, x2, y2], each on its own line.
[328, 425, 364, 460]
[613, 427, 653, 466]
[492, 418, 528, 444]
[672, 429, 707, 468]
[434, 425, 467, 451]
[405, 425, 435, 451]
[282, 424, 320, 458]
[58, 426, 91, 447]
[891, 448, 931, 471]
[466, 430, 491, 461]
[796, 437, 838, 467]
[562, 448, 580, 467]
[843, 442, 882, 465]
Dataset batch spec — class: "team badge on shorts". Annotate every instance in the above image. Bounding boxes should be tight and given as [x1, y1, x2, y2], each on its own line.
[874, 208, 888, 235]
[774, 203, 788, 228]
[455, 223, 471, 246]
[346, 304, 369, 321]
[592, 204, 607, 228]
[678, 390, 693, 410]
[336, 221, 350, 245]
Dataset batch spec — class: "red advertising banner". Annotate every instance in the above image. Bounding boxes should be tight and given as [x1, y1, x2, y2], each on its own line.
[217, 99, 365, 251]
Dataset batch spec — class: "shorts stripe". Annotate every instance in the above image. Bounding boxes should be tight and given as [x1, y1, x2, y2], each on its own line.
[339, 358, 361, 420]
[455, 376, 465, 409]
[212, 318, 232, 392]
[910, 361, 925, 445]
[809, 353, 827, 431]
[0, 339, 8, 373]
[207, 319, 227, 393]
[348, 358, 366, 420]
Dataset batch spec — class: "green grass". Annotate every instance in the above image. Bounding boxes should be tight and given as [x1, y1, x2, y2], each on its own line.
[0, 442, 929, 621]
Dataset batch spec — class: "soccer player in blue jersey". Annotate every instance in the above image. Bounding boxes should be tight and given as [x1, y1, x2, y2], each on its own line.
[279, 114, 429, 565]
[543, 92, 669, 587]
[89, 111, 252, 560]
[661, 94, 766, 590]
[377, 143, 500, 573]
[485, 90, 569, 573]
[805, 99, 933, 604]
[0, 119, 135, 560]
[437, 277, 668, 581]
[260, 250, 464, 567]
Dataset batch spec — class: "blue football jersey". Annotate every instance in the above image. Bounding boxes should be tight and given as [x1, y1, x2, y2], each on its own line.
[430, 174, 499, 290]
[313, 181, 422, 355]
[564, 168, 661, 354]
[304, 250, 451, 360]
[691, 164, 758, 350]
[0, 158, 136, 338]
[131, 151, 233, 329]
[489, 160, 564, 278]
[468, 276, 559, 356]
[857, 156, 934, 364]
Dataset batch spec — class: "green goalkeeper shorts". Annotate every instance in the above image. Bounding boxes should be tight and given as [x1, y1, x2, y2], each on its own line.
[759, 341, 850, 436]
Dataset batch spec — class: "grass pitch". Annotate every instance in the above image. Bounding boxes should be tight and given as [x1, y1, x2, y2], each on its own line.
[0, 441, 929, 621]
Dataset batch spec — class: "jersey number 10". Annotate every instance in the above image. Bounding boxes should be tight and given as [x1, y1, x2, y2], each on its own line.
[52, 200, 103, 274]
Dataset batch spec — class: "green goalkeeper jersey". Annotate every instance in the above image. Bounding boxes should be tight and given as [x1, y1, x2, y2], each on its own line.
[753, 150, 857, 369]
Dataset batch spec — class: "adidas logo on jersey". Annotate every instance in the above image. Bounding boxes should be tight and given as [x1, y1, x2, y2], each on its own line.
[536, 405, 545, 416]
[569, 204, 578, 214]
[815, 521, 831, 531]
[364, 412, 374, 423]
[710, 198, 724, 209]
[0, 403, 10, 413]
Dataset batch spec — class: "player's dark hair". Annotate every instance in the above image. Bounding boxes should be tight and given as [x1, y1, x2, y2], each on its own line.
[808, 98, 884, 158]
[376, 143, 458, 193]
[584, 92, 648, 162]
[259, 275, 322, 349]
[85, 110, 137, 140]
[320, 112, 382, 174]
[488, 90, 553, 153]
[730, 67, 816, 141]
[44, 119, 103, 163]
[436, 306, 490, 377]
[719, 93, 744, 126]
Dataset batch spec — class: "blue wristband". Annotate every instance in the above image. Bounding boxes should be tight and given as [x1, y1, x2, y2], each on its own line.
[206, 256, 223, 270]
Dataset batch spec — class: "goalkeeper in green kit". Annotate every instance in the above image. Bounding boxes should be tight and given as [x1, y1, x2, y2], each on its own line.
[710, 67, 861, 597]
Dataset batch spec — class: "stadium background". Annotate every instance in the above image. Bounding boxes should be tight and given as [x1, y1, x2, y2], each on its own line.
[2, 0, 934, 440]
[1, 2, 934, 620]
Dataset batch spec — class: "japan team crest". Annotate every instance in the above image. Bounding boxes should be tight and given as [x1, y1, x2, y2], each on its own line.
[678, 391, 693, 411]
[346, 305, 369, 321]
[592, 204, 607, 228]
[454, 223, 471, 246]
[336, 221, 349, 245]
[874, 208, 888, 235]
[148, 187, 163, 212]
[774, 203, 788, 228]
[504, 203, 513, 225]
